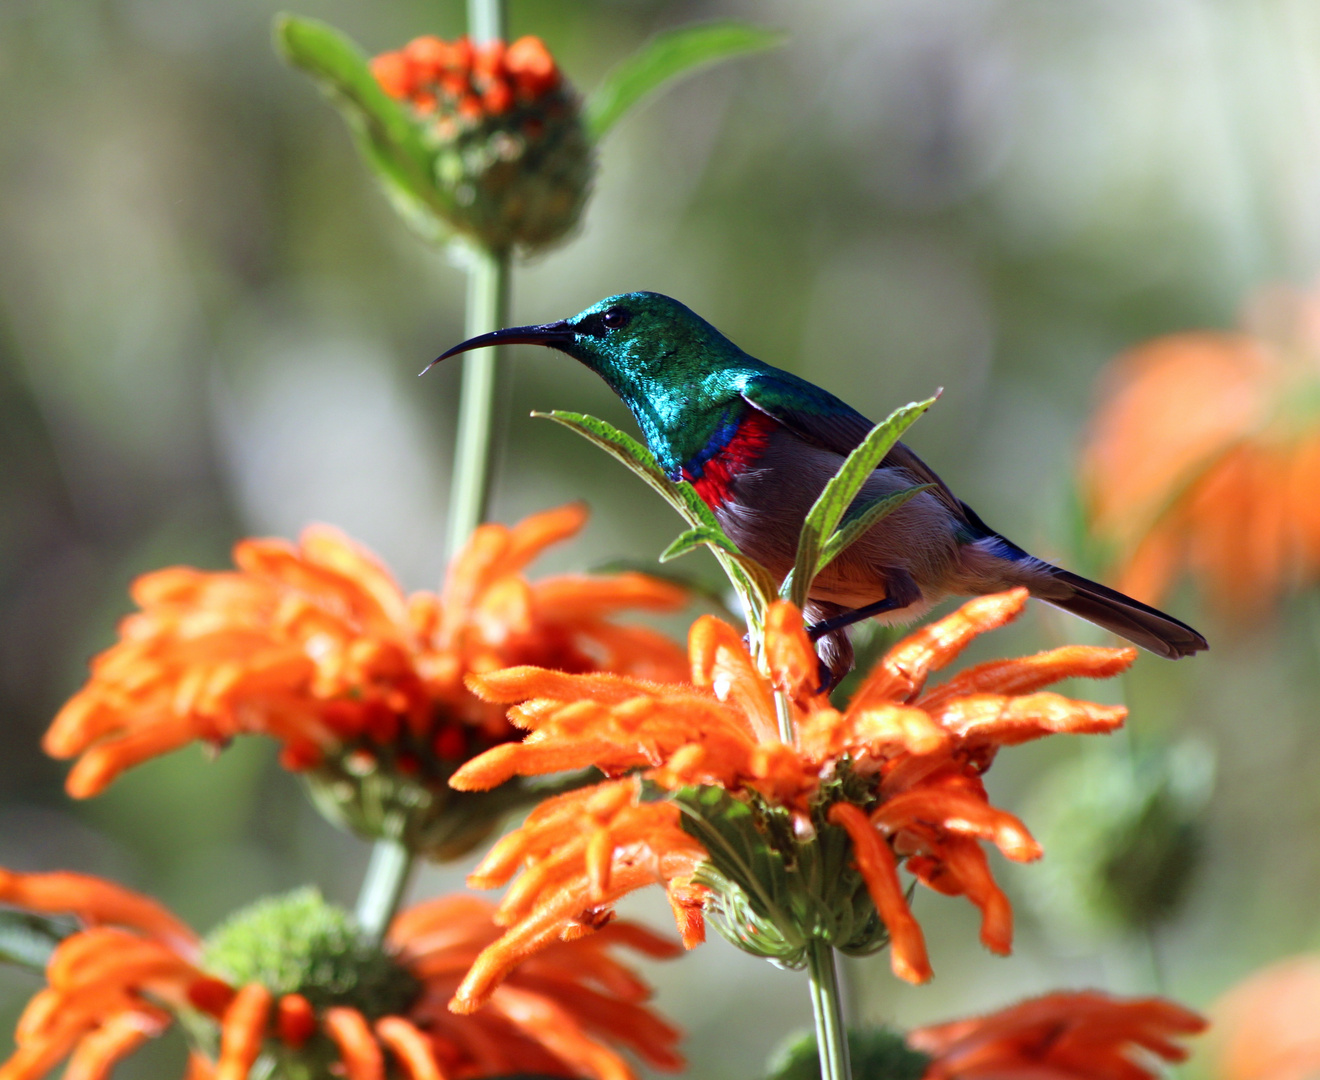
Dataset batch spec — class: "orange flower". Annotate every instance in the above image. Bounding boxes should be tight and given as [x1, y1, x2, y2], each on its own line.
[372, 35, 561, 122]
[449, 589, 1133, 1009]
[1082, 281, 1320, 614]
[908, 991, 1207, 1079]
[42, 505, 687, 857]
[0, 868, 682, 1080]
[1207, 954, 1320, 1080]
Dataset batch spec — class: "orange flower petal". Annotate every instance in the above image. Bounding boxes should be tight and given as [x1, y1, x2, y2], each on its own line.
[827, 804, 930, 984]
[848, 590, 1029, 711]
[63, 1012, 164, 1080]
[375, 1017, 445, 1080]
[916, 646, 1136, 712]
[324, 1007, 384, 1080]
[0, 871, 196, 954]
[214, 984, 272, 1080]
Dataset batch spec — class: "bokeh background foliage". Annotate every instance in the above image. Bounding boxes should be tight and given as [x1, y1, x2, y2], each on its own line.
[4, 0, 1320, 1076]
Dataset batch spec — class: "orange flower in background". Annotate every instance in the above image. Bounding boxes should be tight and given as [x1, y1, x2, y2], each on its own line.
[0, 868, 683, 1080]
[908, 991, 1207, 1079]
[1082, 281, 1320, 614]
[41, 504, 687, 858]
[373, 35, 561, 123]
[44, 504, 685, 794]
[1207, 954, 1320, 1080]
[449, 589, 1133, 1009]
[364, 31, 592, 254]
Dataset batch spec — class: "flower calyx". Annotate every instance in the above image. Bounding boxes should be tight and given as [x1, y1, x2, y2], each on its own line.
[371, 34, 593, 253]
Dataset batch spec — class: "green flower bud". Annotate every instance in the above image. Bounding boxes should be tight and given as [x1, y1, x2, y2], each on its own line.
[766, 1027, 930, 1080]
[371, 35, 593, 253]
[1023, 740, 1214, 942]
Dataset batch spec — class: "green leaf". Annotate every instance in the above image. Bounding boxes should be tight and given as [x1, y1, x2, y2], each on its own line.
[766, 1027, 931, 1080]
[274, 15, 453, 245]
[660, 526, 741, 562]
[671, 786, 798, 948]
[786, 394, 939, 608]
[585, 21, 786, 140]
[815, 484, 935, 573]
[0, 911, 75, 973]
[534, 410, 779, 624]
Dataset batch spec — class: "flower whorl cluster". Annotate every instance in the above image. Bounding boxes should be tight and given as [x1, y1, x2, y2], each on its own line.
[447, 589, 1135, 1008]
[371, 34, 593, 252]
[43, 505, 688, 859]
[1083, 280, 1320, 614]
[909, 991, 1207, 1080]
[0, 870, 683, 1080]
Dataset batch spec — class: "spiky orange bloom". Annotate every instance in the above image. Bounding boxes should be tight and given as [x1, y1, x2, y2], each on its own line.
[450, 589, 1133, 1009]
[372, 35, 561, 122]
[1082, 281, 1320, 613]
[0, 868, 683, 1080]
[908, 991, 1207, 1079]
[1207, 954, 1320, 1080]
[43, 504, 687, 802]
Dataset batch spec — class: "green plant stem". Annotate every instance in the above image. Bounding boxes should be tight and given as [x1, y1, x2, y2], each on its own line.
[445, 245, 511, 558]
[806, 937, 852, 1080]
[355, 833, 415, 941]
[774, 687, 795, 744]
[467, 0, 506, 44]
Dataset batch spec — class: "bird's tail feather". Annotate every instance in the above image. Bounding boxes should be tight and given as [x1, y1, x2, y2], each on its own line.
[1031, 567, 1208, 659]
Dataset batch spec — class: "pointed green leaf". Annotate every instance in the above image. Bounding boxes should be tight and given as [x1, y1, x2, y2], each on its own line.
[660, 526, 742, 562]
[585, 21, 786, 140]
[274, 14, 453, 244]
[815, 484, 935, 573]
[786, 394, 939, 608]
[0, 911, 75, 973]
[535, 410, 778, 622]
[591, 558, 739, 619]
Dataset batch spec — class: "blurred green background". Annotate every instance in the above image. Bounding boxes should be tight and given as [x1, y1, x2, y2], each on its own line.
[4, 0, 1320, 1076]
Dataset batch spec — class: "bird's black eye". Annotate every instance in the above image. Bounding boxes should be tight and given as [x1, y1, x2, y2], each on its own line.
[601, 306, 631, 330]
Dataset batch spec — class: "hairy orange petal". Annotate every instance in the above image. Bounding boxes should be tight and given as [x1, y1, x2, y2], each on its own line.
[298, 526, 409, 632]
[64, 720, 204, 799]
[936, 837, 1014, 954]
[0, 1033, 83, 1080]
[764, 602, 820, 706]
[275, 994, 316, 1049]
[63, 1012, 165, 1080]
[916, 646, 1136, 712]
[215, 984, 271, 1080]
[502, 503, 589, 575]
[933, 693, 1127, 745]
[374, 1017, 445, 1080]
[848, 590, 1029, 711]
[1081, 331, 1267, 539]
[449, 738, 624, 790]
[185, 1053, 216, 1080]
[688, 616, 776, 742]
[510, 975, 685, 1071]
[827, 803, 930, 984]
[324, 1007, 384, 1080]
[486, 984, 639, 1080]
[0, 871, 197, 954]
[873, 790, 1041, 862]
[440, 524, 511, 641]
[532, 573, 687, 618]
[467, 668, 660, 706]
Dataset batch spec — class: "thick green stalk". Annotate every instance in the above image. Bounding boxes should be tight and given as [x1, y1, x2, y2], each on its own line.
[774, 687, 795, 744]
[354, 830, 414, 941]
[467, 0, 506, 45]
[806, 937, 852, 1080]
[445, 245, 511, 558]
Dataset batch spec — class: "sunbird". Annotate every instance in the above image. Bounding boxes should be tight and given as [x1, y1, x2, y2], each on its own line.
[432, 291, 1207, 681]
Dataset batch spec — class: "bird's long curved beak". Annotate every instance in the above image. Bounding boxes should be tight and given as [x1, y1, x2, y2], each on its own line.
[420, 321, 575, 375]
